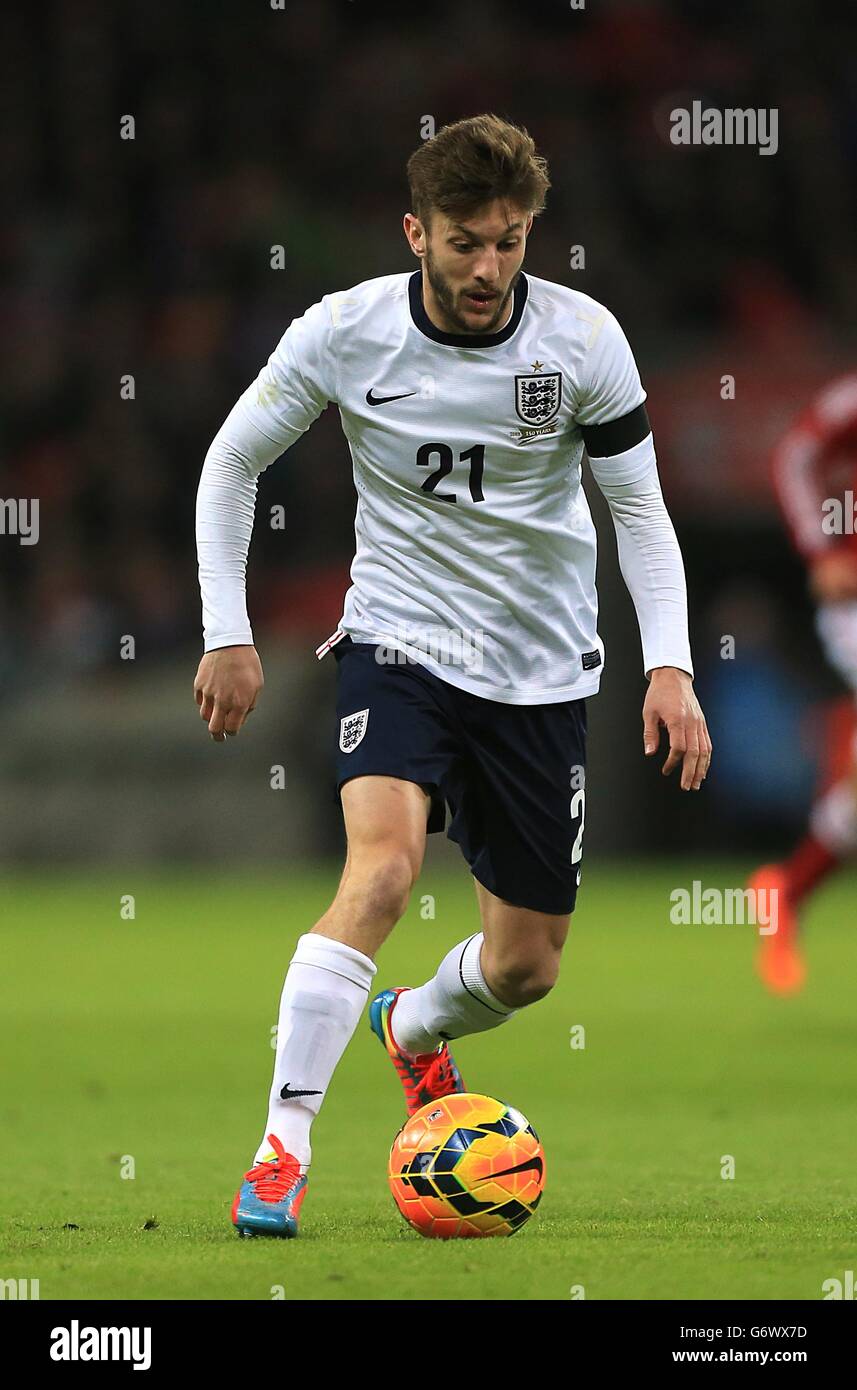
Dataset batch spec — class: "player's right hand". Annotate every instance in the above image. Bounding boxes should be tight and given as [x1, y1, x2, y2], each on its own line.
[193, 645, 264, 742]
[809, 549, 857, 604]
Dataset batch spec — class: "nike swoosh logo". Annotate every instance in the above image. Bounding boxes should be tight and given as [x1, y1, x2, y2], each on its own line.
[365, 388, 417, 406]
[493, 1155, 545, 1180]
[279, 1083, 323, 1101]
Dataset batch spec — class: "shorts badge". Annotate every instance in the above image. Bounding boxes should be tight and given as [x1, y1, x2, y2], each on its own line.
[339, 708, 369, 753]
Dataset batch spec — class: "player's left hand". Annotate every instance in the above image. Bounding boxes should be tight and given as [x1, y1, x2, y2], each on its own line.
[642, 667, 712, 791]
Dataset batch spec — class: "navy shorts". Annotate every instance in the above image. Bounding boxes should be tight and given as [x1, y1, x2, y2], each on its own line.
[331, 637, 587, 915]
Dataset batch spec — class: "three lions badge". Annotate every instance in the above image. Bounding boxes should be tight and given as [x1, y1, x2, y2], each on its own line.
[515, 371, 562, 426]
[339, 708, 369, 753]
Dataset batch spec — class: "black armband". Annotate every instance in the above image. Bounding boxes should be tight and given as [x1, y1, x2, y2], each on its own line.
[580, 402, 651, 458]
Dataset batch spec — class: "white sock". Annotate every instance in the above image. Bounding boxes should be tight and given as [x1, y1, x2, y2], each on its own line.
[390, 933, 516, 1059]
[810, 778, 857, 855]
[254, 933, 377, 1169]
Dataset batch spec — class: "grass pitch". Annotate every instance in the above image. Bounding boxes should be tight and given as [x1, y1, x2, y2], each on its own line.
[2, 862, 855, 1301]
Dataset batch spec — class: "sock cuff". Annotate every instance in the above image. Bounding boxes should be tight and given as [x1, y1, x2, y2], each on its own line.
[459, 933, 516, 1017]
[291, 932, 378, 992]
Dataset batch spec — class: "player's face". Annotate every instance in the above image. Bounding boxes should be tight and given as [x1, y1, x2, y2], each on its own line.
[415, 201, 533, 335]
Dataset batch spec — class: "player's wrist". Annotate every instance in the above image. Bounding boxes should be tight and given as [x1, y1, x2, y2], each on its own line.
[648, 665, 693, 683]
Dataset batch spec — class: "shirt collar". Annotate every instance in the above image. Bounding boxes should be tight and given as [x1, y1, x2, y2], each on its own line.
[408, 270, 529, 347]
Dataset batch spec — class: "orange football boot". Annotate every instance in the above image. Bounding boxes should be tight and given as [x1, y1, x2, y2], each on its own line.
[748, 863, 806, 995]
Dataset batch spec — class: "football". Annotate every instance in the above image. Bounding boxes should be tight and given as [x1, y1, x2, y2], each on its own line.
[387, 1092, 546, 1238]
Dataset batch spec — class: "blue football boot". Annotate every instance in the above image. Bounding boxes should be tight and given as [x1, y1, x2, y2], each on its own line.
[232, 1134, 307, 1238]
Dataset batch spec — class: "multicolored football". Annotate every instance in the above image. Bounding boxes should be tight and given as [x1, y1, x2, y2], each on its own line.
[388, 1092, 546, 1238]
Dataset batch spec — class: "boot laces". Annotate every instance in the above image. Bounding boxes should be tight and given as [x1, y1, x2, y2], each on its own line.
[421, 1049, 458, 1099]
[243, 1136, 302, 1204]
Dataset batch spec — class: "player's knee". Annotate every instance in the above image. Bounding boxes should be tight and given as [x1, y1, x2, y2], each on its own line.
[353, 846, 417, 925]
[489, 956, 560, 1008]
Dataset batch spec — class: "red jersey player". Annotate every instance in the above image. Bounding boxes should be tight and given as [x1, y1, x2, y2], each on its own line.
[750, 372, 857, 993]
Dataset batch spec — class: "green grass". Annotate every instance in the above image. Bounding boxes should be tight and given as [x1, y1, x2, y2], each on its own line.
[1, 862, 855, 1300]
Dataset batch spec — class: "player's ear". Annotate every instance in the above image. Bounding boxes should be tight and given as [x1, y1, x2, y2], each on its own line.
[404, 212, 425, 257]
[525, 212, 534, 236]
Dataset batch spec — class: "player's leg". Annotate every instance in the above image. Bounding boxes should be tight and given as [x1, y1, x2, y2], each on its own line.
[388, 882, 569, 1062]
[794, 706, 857, 900]
[798, 604, 857, 890]
[234, 774, 430, 1236]
[475, 879, 570, 1004]
[313, 773, 432, 955]
[386, 692, 586, 1065]
[751, 602, 857, 993]
[235, 635, 461, 1234]
[254, 775, 429, 1159]
[751, 715, 857, 995]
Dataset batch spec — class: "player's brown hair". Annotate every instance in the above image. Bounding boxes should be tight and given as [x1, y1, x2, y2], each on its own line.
[407, 114, 550, 229]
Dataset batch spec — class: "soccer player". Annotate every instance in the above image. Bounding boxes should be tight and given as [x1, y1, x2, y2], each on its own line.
[750, 371, 857, 995]
[194, 114, 711, 1237]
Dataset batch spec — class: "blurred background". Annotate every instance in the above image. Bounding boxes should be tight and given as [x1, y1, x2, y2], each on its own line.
[2, 0, 856, 866]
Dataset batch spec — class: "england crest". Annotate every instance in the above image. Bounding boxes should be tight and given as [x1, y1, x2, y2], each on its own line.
[515, 371, 562, 426]
[339, 708, 369, 753]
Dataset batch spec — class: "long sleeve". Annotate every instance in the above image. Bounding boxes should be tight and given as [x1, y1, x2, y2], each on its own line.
[572, 304, 693, 679]
[196, 296, 338, 651]
[196, 404, 285, 650]
[588, 438, 694, 679]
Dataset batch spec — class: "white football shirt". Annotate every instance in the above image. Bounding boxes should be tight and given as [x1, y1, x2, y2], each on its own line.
[196, 269, 693, 703]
